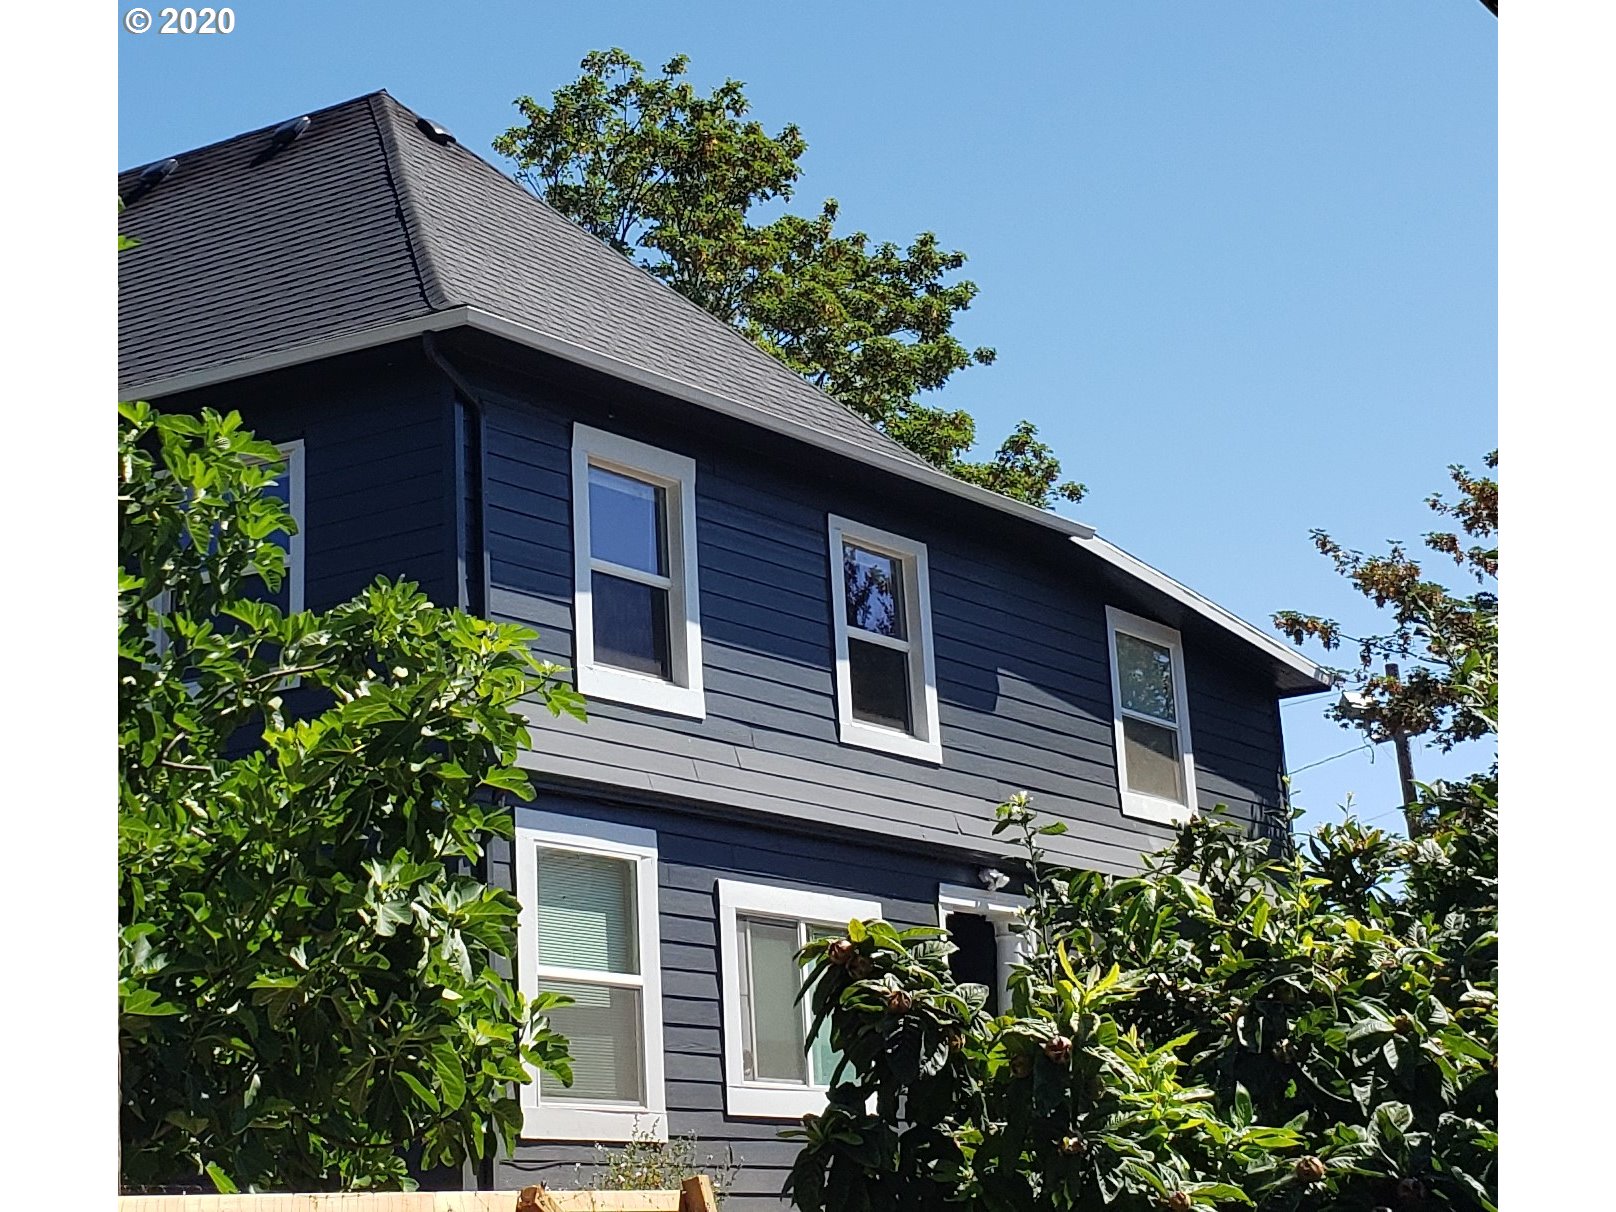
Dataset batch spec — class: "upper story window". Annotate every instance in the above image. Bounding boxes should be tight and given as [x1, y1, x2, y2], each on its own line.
[827, 515, 942, 763]
[1105, 606, 1197, 825]
[570, 425, 703, 718]
[717, 879, 882, 1118]
[514, 811, 667, 1142]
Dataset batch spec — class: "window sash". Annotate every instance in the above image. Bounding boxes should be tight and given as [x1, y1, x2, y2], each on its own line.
[514, 813, 666, 1141]
[735, 913, 842, 1091]
[1105, 606, 1197, 824]
[827, 515, 940, 762]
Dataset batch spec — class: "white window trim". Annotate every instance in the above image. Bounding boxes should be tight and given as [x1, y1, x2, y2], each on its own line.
[1105, 606, 1198, 826]
[826, 515, 942, 763]
[514, 810, 667, 1142]
[571, 425, 704, 719]
[717, 879, 882, 1119]
[276, 439, 306, 616]
[938, 884, 1031, 1016]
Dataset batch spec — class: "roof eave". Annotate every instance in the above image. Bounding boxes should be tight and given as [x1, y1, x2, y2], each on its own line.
[118, 308, 1323, 692]
[1070, 534, 1335, 695]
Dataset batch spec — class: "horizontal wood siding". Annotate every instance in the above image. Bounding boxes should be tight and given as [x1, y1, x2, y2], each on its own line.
[169, 346, 459, 611]
[490, 791, 978, 1210]
[471, 359, 1288, 874]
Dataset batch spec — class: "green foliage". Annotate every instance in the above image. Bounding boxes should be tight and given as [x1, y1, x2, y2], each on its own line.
[1273, 454, 1497, 753]
[118, 401, 583, 1192]
[787, 786, 1496, 1212]
[495, 49, 1084, 508]
[787, 460, 1498, 1211]
[583, 1126, 742, 1206]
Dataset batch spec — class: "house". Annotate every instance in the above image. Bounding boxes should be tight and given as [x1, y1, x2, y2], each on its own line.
[118, 91, 1331, 1207]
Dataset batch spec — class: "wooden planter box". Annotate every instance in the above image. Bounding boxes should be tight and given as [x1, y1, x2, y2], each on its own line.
[118, 1177, 719, 1212]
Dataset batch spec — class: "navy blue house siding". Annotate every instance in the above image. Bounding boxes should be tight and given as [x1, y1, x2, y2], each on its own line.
[487, 789, 981, 1210]
[163, 345, 460, 612]
[452, 342, 1289, 876]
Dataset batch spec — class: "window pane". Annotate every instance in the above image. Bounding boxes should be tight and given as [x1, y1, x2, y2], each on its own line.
[538, 980, 645, 1104]
[1115, 632, 1177, 723]
[805, 925, 842, 1086]
[589, 466, 667, 576]
[843, 543, 906, 639]
[739, 917, 808, 1084]
[537, 850, 638, 974]
[849, 638, 912, 733]
[592, 572, 672, 679]
[1123, 715, 1185, 803]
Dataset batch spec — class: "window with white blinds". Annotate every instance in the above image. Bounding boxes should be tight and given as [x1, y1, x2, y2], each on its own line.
[514, 813, 666, 1142]
[717, 879, 882, 1119]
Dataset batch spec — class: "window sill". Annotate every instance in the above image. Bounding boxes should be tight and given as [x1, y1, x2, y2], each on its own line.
[521, 1105, 668, 1142]
[836, 717, 942, 764]
[577, 663, 706, 720]
[723, 1082, 841, 1120]
[1120, 790, 1196, 826]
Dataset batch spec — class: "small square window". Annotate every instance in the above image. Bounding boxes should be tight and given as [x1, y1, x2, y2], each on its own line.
[828, 516, 941, 763]
[571, 426, 703, 718]
[718, 880, 882, 1119]
[1106, 607, 1198, 824]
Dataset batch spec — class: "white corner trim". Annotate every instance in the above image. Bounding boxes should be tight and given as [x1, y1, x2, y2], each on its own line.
[513, 811, 666, 1143]
[717, 879, 881, 1120]
[570, 424, 704, 719]
[826, 514, 943, 765]
[1105, 606, 1199, 827]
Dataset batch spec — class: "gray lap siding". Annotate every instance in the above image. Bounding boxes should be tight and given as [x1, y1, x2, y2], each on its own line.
[489, 789, 978, 1210]
[465, 350, 1287, 873]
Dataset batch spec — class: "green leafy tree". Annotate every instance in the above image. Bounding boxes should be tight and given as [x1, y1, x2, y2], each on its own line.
[1272, 453, 1496, 757]
[786, 465, 1497, 1211]
[495, 49, 1084, 508]
[118, 401, 581, 1192]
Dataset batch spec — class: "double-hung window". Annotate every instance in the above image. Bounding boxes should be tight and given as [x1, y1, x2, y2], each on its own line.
[717, 880, 881, 1118]
[571, 425, 703, 718]
[827, 516, 942, 763]
[514, 812, 666, 1141]
[1105, 606, 1198, 824]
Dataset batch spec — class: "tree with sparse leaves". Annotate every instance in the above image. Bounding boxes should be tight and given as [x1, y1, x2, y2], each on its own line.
[495, 49, 1084, 508]
[1272, 453, 1496, 760]
[118, 401, 580, 1192]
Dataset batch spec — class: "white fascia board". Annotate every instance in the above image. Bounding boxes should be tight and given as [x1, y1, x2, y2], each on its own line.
[1072, 533, 1334, 694]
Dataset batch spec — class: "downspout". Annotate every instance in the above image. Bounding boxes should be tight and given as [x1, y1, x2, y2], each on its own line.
[422, 333, 490, 620]
[421, 332, 499, 1192]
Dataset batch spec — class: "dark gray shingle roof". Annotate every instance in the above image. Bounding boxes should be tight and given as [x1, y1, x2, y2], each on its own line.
[118, 90, 932, 471]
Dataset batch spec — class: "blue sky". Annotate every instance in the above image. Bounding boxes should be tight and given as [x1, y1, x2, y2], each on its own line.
[119, 1, 1498, 832]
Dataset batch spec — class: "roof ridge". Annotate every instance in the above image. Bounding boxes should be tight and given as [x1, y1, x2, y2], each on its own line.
[391, 100, 936, 469]
[117, 89, 390, 177]
[367, 93, 454, 311]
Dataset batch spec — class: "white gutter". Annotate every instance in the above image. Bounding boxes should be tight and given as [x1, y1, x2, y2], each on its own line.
[1071, 533, 1334, 691]
[121, 306, 1327, 689]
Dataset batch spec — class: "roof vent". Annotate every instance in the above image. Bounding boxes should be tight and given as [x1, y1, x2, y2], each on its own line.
[138, 157, 179, 187]
[270, 115, 312, 150]
[416, 116, 455, 145]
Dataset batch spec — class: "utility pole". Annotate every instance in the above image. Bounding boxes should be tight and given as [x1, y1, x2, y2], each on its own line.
[1385, 662, 1420, 837]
